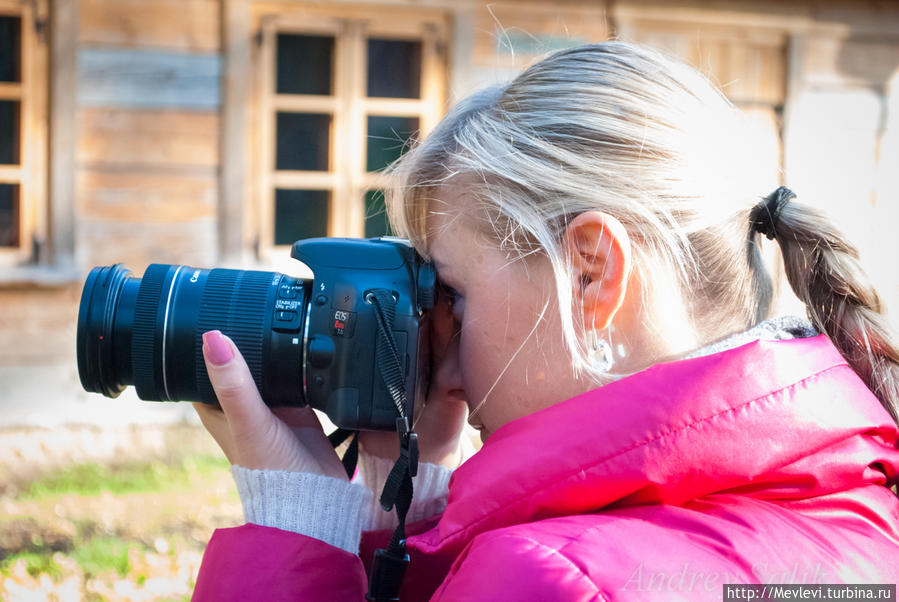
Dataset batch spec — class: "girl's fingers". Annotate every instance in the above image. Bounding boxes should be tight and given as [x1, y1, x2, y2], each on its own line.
[271, 405, 327, 430]
[192, 402, 236, 463]
[199, 335, 345, 476]
[202, 331, 276, 445]
[271, 406, 342, 465]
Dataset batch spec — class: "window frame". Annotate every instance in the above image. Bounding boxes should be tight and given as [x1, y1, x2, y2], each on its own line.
[247, 4, 449, 264]
[0, 0, 48, 267]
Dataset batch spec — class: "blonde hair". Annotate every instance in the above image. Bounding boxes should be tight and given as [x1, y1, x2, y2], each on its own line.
[385, 41, 899, 422]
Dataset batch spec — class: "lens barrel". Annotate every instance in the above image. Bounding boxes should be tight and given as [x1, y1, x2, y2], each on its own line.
[77, 264, 310, 406]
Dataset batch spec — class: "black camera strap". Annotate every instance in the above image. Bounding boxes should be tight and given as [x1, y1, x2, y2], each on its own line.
[328, 427, 360, 479]
[329, 420, 415, 602]
[365, 289, 417, 602]
[368, 290, 410, 419]
[324, 291, 418, 601]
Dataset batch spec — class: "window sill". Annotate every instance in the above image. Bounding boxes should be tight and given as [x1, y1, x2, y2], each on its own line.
[0, 265, 83, 288]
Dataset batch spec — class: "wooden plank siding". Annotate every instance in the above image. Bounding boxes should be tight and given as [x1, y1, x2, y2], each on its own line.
[75, 107, 220, 269]
[77, 171, 217, 222]
[472, 2, 609, 69]
[76, 109, 220, 169]
[78, 217, 217, 273]
[74, 0, 222, 272]
[80, 0, 220, 52]
[0, 287, 80, 363]
[616, 20, 788, 106]
[78, 48, 221, 110]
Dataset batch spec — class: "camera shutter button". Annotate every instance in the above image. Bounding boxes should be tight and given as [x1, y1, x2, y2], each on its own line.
[307, 335, 335, 368]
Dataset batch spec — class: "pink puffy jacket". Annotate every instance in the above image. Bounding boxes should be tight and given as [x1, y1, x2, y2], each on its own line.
[193, 335, 899, 600]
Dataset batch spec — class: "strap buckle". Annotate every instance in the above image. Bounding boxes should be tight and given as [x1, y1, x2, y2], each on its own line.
[366, 547, 410, 601]
[396, 417, 419, 478]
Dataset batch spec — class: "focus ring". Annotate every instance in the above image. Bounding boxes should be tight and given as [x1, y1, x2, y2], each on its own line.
[195, 269, 274, 403]
[97, 265, 131, 397]
[132, 264, 168, 400]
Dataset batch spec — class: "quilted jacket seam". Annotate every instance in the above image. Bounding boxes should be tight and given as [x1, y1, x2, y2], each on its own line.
[515, 533, 607, 600]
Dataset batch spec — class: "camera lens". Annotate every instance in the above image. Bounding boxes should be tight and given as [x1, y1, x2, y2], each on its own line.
[77, 263, 310, 406]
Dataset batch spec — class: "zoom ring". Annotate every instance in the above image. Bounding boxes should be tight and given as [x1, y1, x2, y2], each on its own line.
[195, 269, 274, 403]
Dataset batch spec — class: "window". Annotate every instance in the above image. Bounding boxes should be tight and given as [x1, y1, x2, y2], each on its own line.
[0, 0, 48, 267]
[252, 8, 448, 255]
[0, 13, 23, 252]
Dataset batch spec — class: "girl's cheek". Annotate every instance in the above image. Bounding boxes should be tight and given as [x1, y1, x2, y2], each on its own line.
[457, 339, 472, 389]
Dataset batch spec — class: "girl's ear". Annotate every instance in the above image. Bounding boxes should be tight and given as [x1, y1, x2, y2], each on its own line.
[563, 211, 632, 331]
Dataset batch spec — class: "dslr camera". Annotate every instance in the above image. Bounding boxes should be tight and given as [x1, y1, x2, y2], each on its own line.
[77, 237, 436, 431]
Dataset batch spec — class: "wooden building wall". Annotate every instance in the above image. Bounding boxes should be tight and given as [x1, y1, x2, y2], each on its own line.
[1, 0, 898, 429]
[0, 0, 224, 425]
[76, 0, 220, 272]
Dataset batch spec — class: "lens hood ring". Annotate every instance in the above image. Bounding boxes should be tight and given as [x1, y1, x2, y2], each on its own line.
[77, 264, 131, 397]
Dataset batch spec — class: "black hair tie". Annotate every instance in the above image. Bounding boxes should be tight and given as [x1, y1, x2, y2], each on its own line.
[750, 186, 796, 240]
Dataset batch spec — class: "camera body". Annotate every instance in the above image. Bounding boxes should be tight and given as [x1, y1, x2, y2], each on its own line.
[77, 237, 436, 431]
[295, 237, 435, 430]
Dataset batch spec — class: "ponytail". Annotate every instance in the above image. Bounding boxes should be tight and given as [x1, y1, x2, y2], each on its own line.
[750, 187, 899, 423]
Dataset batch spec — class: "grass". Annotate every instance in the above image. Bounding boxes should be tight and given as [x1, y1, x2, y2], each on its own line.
[22, 455, 230, 499]
[1, 535, 197, 601]
[71, 537, 136, 578]
[0, 550, 63, 580]
[1, 536, 136, 580]
[0, 449, 242, 600]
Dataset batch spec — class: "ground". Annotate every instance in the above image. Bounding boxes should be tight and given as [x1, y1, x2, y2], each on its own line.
[0, 425, 242, 602]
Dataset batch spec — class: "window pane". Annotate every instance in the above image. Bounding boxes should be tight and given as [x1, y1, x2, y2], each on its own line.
[277, 34, 333, 96]
[364, 190, 393, 238]
[0, 100, 20, 165]
[367, 116, 419, 172]
[367, 39, 422, 99]
[0, 16, 21, 83]
[276, 113, 331, 171]
[275, 189, 329, 245]
[0, 183, 19, 247]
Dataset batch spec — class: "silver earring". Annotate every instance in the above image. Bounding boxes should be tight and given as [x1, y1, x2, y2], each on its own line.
[587, 329, 614, 373]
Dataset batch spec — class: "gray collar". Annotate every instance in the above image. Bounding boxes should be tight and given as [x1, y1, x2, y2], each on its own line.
[686, 315, 818, 360]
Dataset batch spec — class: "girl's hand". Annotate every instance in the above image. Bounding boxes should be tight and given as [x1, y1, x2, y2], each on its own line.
[193, 330, 348, 481]
[359, 291, 469, 468]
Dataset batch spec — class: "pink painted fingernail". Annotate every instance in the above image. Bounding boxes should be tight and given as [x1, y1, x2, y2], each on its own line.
[203, 330, 233, 366]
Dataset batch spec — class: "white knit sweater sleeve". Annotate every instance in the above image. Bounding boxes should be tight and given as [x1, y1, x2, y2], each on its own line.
[230, 466, 374, 554]
[230, 435, 476, 550]
[230, 458, 457, 553]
